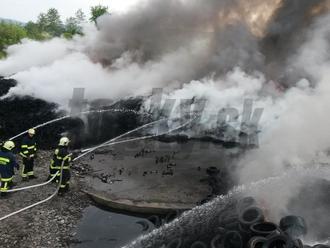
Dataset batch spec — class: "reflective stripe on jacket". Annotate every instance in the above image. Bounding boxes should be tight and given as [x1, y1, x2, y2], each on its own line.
[50, 147, 71, 170]
[20, 135, 37, 158]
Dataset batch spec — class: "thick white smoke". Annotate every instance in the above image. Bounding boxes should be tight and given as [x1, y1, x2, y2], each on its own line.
[239, 14, 330, 183]
[0, 0, 287, 105]
[0, 26, 210, 105]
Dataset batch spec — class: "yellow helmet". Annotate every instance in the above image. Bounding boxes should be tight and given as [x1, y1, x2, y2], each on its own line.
[28, 128, 36, 135]
[59, 137, 70, 146]
[3, 141, 15, 151]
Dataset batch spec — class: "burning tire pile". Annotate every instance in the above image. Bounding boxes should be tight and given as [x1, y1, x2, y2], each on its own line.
[211, 197, 311, 248]
[156, 196, 329, 248]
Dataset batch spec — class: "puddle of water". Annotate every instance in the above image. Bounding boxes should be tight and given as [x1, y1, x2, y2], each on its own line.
[72, 206, 147, 248]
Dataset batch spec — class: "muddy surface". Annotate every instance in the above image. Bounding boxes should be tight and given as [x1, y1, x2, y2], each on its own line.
[0, 151, 91, 248]
[80, 139, 239, 210]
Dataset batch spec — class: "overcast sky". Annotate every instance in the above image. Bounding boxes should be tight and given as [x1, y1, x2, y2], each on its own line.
[0, 0, 143, 22]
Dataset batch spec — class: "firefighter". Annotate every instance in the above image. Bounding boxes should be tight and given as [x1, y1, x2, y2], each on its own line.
[20, 128, 37, 181]
[0, 141, 19, 197]
[48, 137, 72, 195]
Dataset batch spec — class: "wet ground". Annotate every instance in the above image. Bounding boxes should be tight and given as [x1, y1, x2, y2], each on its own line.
[80, 139, 240, 212]
[72, 206, 148, 248]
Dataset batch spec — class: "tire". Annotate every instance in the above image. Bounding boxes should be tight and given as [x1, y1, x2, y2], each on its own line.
[166, 238, 182, 248]
[211, 234, 223, 248]
[262, 234, 294, 248]
[247, 236, 267, 248]
[250, 222, 279, 237]
[279, 216, 307, 239]
[223, 231, 243, 248]
[239, 207, 264, 231]
[237, 197, 257, 214]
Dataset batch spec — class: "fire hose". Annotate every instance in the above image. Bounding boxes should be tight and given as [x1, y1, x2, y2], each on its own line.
[5, 118, 167, 193]
[0, 154, 70, 221]
[0, 117, 195, 221]
[9, 107, 145, 141]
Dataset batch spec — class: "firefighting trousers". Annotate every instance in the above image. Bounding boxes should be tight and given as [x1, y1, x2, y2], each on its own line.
[22, 157, 35, 178]
[58, 169, 71, 193]
[0, 176, 13, 193]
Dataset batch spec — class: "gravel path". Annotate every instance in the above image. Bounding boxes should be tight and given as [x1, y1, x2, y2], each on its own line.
[0, 151, 92, 248]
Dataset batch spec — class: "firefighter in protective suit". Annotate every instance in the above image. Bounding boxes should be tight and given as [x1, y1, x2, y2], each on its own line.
[0, 141, 19, 197]
[49, 137, 72, 195]
[20, 128, 37, 181]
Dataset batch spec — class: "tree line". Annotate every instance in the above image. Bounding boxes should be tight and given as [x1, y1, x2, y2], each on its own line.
[0, 5, 109, 58]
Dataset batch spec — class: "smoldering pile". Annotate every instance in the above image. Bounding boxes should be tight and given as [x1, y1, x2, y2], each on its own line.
[125, 176, 330, 248]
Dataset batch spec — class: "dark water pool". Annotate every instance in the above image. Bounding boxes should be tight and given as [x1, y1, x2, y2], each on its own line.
[72, 206, 147, 248]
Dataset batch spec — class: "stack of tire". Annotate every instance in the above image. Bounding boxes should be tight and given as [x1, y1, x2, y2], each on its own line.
[210, 196, 329, 248]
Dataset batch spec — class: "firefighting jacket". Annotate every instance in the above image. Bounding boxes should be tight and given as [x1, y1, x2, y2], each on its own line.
[50, 146, 72, 170]
[20, 135, 37, 158]
[0, 149, 18, 178]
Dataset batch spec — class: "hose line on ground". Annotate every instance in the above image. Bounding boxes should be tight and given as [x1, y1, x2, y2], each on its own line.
[0, 117, 195, 221]
[6, 172, 59, 193]
[0, 155, 70, 221]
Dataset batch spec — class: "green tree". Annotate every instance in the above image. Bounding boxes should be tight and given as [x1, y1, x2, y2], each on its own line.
[0, 22, 27, 58]
[63, 9, 86, 38]
[37, 8, 64, 37]
[24, 21, 45, 40]
[75, 9, 86, 23]
[65, 17, 79, 36]
[90, 5, 109, 24]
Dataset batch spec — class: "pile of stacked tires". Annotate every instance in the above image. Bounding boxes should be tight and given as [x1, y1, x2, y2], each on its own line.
[209, 196, 328, 248]
[164, 196, 329, 248]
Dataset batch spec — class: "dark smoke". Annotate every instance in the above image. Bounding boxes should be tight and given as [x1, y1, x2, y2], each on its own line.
[262, 0, 329, 85]
[88, 0, 330, 86]
[88, 0, 267, 78]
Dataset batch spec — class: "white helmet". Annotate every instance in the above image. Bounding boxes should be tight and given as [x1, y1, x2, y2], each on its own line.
[28, 128, 36, 135]
[59, 137, 70, 146]
[3, 141, 15, 151]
